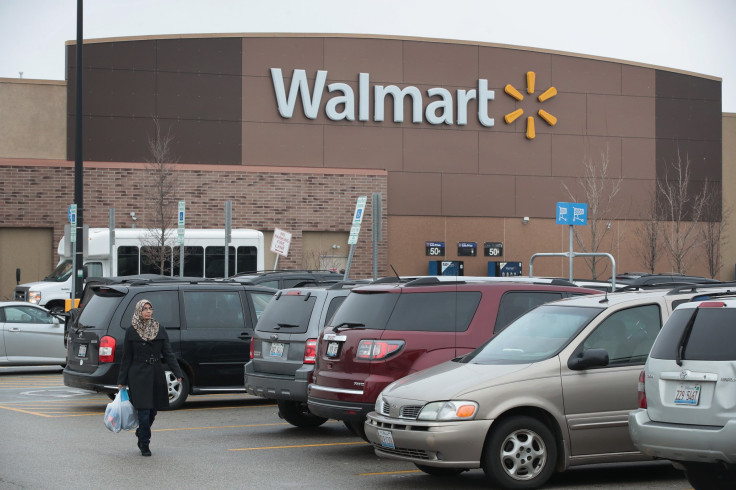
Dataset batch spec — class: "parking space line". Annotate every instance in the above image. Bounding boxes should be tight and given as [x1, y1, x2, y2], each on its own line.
[155, 422, 290, 432]
[229, 441, 368, 451]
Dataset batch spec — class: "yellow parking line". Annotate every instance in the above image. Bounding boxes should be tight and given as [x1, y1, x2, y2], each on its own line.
[229, 441, 368, 451]
[0, 405, 55, 417]
[155, 422, 290, 432]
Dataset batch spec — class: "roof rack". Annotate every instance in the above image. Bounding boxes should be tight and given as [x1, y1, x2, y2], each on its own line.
[667, 281, 736, 295]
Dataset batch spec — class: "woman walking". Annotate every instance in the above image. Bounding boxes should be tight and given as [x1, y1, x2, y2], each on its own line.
[117, 299, 183, 456]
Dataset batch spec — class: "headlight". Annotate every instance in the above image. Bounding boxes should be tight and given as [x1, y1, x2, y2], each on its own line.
[28, 292, 41, 304]
[417, 400, 478, 421]
[375, 397, 385, 413]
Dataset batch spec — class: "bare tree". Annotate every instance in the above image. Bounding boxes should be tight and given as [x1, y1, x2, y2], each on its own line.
[632, 187, 662, 274]
[700, 184, 727, 278]
[303, 249, 347, 273]
[563, 147, 623, 279]
[141, 118, 180, 275]
[657, 150, 707, 274]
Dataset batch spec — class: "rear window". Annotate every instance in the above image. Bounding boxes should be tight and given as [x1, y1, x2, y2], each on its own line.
[650, 307, 736, 361]
[119, 290, 180, 330]
[78, 290, 125, 330]
[256, 294, 318, 334]
[329, 292, 399, 330]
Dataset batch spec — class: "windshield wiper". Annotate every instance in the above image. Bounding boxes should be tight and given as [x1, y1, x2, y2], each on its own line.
[333, 322, 365, 333]
[276, 323, 300, 329]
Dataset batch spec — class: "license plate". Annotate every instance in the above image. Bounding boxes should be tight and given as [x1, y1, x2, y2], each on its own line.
[269, 343, 284, 357]
[674, 384, 701, 405]
[326, 341, 340, 357]
[377, 429, 395, 449]
[78, 344, 87, 357]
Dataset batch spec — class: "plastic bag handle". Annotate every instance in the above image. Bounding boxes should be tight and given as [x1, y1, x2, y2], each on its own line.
[120, 387, 129, 403]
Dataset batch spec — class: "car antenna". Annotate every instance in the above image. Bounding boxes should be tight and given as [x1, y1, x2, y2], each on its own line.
[390, 264, 400, 280]
[599, 286, 610, 303]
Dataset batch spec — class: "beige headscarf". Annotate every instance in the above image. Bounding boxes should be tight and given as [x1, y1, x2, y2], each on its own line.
[132, 299, 160, 341]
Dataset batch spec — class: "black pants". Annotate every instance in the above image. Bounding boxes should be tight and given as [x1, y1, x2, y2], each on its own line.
[137, 408, 158, 445]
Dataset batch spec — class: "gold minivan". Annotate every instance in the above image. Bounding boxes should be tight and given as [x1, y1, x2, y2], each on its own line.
[364, 284, 732, 489]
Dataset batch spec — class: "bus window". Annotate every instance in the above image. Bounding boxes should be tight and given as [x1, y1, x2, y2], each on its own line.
[174, 246, 204, 277]
[237, 246, 258, 274]
[141, 246, 172, 275]
[85, 262, 103, 277]
[117, 246, 139, 275]
[205, 246, 235, 278]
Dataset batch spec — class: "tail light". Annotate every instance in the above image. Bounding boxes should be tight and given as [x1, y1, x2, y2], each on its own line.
[303, 339, 317, 364]
[250, 339, 255, 359]
[99, 336, 116, 363]
[637, 370, 647, 409]
[356, 340, 405, 360]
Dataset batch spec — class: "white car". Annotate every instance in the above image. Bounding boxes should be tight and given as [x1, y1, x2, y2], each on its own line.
[629, 297, 736, 490]
[0, 302, 66, 366]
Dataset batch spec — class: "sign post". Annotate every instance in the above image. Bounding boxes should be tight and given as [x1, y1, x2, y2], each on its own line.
[224, 201, 232, 278]
[178, 201, 185, 277]
[270, 228, 292, 270]
[68, 204, 77, 303]
[344, 196, 367, 280]
[556, 202, 588, 281]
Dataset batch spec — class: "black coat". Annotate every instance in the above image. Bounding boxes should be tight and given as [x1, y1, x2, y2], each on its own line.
[116, 325, 183, 410]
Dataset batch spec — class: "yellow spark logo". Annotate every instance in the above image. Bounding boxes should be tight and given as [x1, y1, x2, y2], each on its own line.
[504, 71, 557, 140]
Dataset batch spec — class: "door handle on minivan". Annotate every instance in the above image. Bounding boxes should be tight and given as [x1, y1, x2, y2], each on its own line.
[238, 333, 251, 340]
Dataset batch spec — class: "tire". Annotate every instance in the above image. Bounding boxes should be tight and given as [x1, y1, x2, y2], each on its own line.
[277, 400, 328, 428]
[47, 303, 65, 315]
[684, 463, 734, 490]
[343, 419, 368, 441]
[164, 369, 189, 410]
[414, 464, 466, 476]
[481, 416, 557, 490]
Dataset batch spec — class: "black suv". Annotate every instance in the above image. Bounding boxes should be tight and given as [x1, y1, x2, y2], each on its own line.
[230, 270, 344, 289]
[63, 279, 275, 409]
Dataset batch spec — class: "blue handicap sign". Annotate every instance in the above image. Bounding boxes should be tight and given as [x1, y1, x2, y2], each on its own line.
[556, 202, 588, 225]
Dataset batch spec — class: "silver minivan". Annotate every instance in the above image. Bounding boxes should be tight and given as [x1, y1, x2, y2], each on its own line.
[629, 297, 736, 490]
[364, 285, 730, 489]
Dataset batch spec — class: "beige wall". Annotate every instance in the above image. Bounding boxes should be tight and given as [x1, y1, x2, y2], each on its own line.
[722, 113, 736, 280]
[0, 78, 66, 159]
[0, 227, 53, 300]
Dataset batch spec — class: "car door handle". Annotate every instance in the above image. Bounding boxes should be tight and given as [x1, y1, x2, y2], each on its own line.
[238, 333, 251, 340]
[8, 327, 20, 332]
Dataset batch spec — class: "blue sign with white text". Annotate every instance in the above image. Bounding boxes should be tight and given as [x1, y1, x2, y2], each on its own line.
[556, 202, 588, 225]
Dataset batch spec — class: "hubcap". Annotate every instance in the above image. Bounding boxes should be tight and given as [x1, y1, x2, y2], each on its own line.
[165, 370, 182, 402]
[499, 428, 547, 481]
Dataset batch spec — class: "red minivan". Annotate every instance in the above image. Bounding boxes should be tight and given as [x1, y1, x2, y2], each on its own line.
[307, 277, 600, 438]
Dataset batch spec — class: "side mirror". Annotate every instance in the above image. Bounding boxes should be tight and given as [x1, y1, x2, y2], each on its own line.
[16, 268, 21, 284]
[568, 348, 609, 370]
[82, 265, 89, 280]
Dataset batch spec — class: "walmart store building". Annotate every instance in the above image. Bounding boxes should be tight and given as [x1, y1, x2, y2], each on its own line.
[0, 34, 734, 295]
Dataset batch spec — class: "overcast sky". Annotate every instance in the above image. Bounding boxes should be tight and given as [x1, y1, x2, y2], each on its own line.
[1, 0, 734, 111]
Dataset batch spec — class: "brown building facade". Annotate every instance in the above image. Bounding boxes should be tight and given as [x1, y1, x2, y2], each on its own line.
[0, 33, 728, 297]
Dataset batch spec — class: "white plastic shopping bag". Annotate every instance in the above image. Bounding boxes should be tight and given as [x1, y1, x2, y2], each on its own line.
[104, 388, 138, 433]
[119, 387, 139, 431]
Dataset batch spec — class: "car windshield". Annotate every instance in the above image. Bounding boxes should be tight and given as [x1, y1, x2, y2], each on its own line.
[44, 260, 73, 282]
[462, 304, 604, 364]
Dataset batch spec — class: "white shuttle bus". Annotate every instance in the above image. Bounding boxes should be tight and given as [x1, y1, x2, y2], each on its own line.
[14, 228, 264, 312]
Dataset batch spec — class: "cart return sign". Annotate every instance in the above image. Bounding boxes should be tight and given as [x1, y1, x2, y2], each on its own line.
[556, 202, 588, 226]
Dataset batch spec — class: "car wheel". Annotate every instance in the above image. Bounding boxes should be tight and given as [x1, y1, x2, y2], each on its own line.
[343, 419, 368, 441]
[414, 464, 466, 476]
[481, 416, 557, 490]
[277, 400, 328, 428]
[164, 370, 189, 410]
[684, 463, 734, 490]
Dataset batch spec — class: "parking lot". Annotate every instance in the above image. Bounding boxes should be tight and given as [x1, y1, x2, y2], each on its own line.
[0, 367, 692, 489]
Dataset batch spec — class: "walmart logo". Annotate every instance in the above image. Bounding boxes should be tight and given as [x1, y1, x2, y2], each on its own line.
[504, 71, 558, 140]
